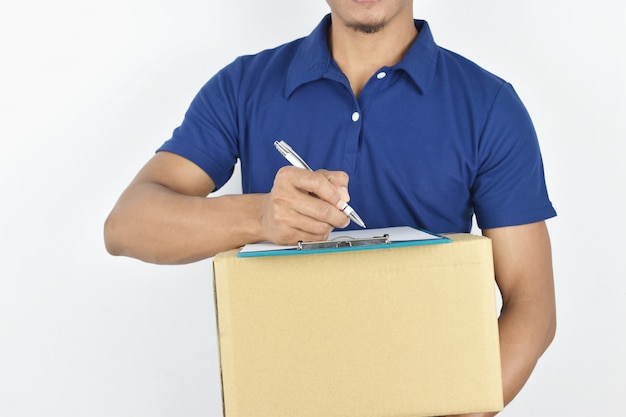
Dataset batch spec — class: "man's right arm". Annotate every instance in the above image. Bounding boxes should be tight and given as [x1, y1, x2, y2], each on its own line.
[104, 151, 350, 264]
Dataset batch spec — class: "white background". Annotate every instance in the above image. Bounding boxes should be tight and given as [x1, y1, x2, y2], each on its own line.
[1, 1, 624, 416]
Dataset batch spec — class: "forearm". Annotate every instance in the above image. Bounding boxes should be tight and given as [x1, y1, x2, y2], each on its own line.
[104, 152, 353, 263]
[104, 182, 264, 264]
[445, 223, 556, 417]
[444, 299, 556, 417]
[497, 296, 556, 406]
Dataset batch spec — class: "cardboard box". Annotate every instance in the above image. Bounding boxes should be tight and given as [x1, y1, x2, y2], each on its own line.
[213, 233, 503, 417]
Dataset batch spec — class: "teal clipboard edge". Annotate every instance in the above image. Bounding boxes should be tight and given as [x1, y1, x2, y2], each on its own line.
[236, 233, 452, 258]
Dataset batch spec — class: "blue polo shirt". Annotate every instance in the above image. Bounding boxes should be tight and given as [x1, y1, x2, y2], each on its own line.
[158, 15, 556, 233]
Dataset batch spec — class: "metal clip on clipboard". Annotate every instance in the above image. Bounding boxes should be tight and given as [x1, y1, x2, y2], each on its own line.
[297, 234, 390, 251]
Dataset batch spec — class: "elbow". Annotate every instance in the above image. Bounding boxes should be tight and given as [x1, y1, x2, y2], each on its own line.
[103, 210, 178, 264]
[103, 211, 125, 257]
[543, 308, 557, 353]
[541, 290, 558, 354]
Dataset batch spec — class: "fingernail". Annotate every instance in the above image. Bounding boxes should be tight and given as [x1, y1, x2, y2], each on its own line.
[335, 200, 351, 228]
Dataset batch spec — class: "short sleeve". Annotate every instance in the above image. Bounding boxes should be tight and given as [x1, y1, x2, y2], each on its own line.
[157, 58, 244, 190]
[471, 83, 556, 229]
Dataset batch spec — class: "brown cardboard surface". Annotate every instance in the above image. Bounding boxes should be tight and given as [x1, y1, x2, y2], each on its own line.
[213, 233, 503, 417]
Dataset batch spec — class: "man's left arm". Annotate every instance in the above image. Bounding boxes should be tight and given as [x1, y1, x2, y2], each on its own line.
[445, 220, 557, 417]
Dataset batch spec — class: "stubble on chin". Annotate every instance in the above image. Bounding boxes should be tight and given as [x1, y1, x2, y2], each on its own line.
[347, 21, 386, 34]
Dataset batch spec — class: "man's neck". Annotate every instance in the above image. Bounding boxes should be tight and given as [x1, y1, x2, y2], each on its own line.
[328, 11, 418, 97]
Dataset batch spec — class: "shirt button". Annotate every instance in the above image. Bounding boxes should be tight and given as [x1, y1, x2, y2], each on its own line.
[352, 112, 360, 122]
[377, 71, 387, 79]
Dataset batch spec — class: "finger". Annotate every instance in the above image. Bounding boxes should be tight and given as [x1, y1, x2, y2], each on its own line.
[272, 167, 351, 228]
[292, 192, 352, 229]
[264, 170, 345, 240]
[287, 169, 348, 209]
[272, 216, 334, 245]
[269, 185, 350, 230]
[318, 169, 351, 202]
[262, 193, 337, 245]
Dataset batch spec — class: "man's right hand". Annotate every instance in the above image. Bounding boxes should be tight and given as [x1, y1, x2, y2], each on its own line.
[259, 166, 352, 245]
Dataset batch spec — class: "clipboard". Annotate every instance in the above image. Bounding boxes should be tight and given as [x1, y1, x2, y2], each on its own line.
[237, 226, 451, 258]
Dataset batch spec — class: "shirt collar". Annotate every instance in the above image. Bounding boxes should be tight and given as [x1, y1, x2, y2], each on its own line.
[395, 20, 439, 94]
[285, 15, 334, 97]
[285, 15, 439, 97]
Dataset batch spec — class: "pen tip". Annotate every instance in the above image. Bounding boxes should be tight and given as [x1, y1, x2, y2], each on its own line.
[350, 213, 366, 228]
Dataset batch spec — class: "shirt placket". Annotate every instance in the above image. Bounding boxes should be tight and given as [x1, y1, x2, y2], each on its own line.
[343, 69, 390, 174]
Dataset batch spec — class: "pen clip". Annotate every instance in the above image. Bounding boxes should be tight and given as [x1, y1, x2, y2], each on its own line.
[274, 140, 313, 171]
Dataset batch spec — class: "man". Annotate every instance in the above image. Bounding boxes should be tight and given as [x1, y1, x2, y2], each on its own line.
[105, 1, 556, 415]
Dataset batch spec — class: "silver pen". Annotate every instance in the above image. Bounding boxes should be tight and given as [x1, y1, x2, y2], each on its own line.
[274, 140, 366, 228]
